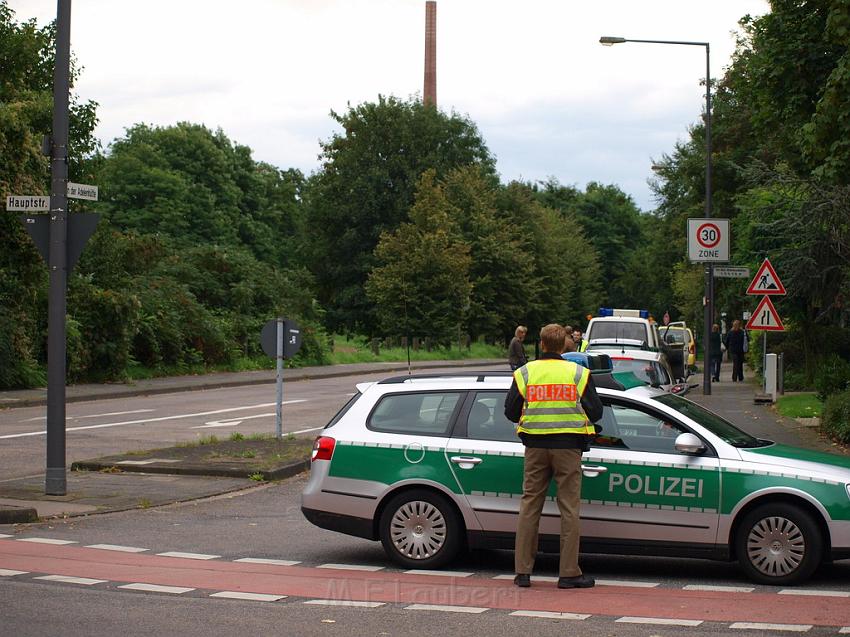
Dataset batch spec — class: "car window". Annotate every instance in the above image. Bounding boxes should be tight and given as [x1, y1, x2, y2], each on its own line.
[651, 393, 767, 448]
[368, 391, 462, 436]
[591, 403, 692, 454]
[591, 323, 647, 342]
[610, 358, 671, 386]
[465, 391, 518, 442]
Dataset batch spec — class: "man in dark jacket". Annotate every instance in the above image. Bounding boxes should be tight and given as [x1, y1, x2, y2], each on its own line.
[504, 323, 603, 590]
[724, 319, 747, 382]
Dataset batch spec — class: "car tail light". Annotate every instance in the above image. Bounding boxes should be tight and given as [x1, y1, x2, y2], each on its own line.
[311, 436, 336, 462]
[670, 383, 686, 394]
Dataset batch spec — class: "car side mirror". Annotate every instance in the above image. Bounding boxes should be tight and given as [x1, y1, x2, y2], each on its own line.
[674, 433, 706, 455]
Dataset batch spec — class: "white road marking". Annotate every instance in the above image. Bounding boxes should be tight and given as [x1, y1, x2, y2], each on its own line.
[317, 563, 384, 572]
[839, 628, 850, 634]
[493, 574, 557, 582]
[34, 575, 106, 585]
[289, 426, 323, 435]
[195, 402, 307, 429]
[683, 584, 755, 593]
[403, 569, 473, 577]
[510, 611, 590, 620]
[616, 617, 703, 627]
[405, 604, 488, 614]
[156, 551, 220, 560]
[729, 622, 812, 632]
[234, 558, 301, 566]
[304, 600, 385, 608]
[0, 401, 303, 440]
[0, 533, 13, 538]
[193, 420, 244, 429]
[210, 591, 286, 602]
[0, 569, 28, 576]
[119, 583, 195, 594]
[493, 574, 658, 587]
[17, 537, 76, 545]
[115, 459, 180, 465]
[23, 409, 155, 423]
[778, 589, 850, 597]
[597, 579, 660, 588]
[85, 544, 148, 553]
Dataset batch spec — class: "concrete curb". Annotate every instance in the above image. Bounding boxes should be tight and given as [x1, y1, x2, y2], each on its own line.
[0, 506, 39, 524]
[70, 458, 311, 482]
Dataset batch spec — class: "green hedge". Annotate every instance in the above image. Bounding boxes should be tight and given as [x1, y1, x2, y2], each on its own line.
[821, 389, 850, 445]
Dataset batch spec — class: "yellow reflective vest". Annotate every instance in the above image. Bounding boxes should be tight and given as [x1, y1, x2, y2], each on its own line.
[514, 359, 592, 435]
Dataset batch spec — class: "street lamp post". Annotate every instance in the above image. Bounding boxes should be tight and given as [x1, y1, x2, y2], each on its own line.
[600, 35, 714, 395]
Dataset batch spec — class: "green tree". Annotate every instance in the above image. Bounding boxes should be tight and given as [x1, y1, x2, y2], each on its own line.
[365, 171, 471, 340]
[306, 95, 495, 334]
[0, 2, 98, 388]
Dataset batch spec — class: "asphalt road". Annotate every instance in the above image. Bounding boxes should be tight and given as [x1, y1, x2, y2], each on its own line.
[0, 366, 492, 481]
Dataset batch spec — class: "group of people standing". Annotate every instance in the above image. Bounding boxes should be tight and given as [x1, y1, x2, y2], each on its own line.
[708, 319, 749, 382]
[508, 324, 584, 372]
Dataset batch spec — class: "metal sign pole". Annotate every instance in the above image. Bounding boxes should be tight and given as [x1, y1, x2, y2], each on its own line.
[45, 0, 72, 496]
[275, 318, 284, 439]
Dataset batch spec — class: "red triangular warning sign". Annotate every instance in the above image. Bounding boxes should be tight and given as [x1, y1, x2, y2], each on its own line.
[746, 296, 785, 331]
[746, 258, 786, 295]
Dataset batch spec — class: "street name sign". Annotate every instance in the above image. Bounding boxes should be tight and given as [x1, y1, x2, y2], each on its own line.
[746, 296, 785, 331]
[714, 266, 750, 278]
[687, 218, 730, 262]
[6, 195, 50, 212]
[746, 258, 786, 295]
[67, 182, 98, 201]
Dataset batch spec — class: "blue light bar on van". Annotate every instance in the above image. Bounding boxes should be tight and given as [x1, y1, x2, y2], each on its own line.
[598, 308, 649, 319]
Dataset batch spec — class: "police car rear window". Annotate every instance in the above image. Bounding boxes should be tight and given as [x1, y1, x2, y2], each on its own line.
[592, 323, 647, 342]
[368, 391, 463, 436]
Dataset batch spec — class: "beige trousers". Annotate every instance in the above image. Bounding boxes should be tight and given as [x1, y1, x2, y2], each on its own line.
[514, 446, 583, 578]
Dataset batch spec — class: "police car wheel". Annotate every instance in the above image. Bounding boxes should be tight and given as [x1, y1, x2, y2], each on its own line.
[379, 489, 462, 569]
[735, 503, 823, 585]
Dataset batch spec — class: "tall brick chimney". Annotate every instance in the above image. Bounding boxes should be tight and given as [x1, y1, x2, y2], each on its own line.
[424, 1, 436, 106]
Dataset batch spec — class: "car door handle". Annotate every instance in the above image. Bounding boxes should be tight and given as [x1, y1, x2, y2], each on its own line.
[450, 456, 483, 467]
[581, 464, 608, 477]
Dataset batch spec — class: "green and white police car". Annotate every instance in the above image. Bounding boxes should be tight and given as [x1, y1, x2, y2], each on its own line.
[301, 367, 850, 585]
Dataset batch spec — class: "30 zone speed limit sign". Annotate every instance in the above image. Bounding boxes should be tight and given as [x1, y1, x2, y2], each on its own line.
[688, 218, 730, 262]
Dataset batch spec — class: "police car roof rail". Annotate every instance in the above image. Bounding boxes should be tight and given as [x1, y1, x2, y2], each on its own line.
[378, 371, 514, 384]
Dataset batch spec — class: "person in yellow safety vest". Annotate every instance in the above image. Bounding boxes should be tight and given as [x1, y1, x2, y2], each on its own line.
[504, 323, 603, 590]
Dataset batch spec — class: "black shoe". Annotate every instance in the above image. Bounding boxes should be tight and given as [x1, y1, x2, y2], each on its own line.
[557, 574, 595, 589]
[514, 574, 531, 588]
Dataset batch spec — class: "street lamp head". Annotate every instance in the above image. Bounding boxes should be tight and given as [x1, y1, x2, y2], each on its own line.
[599, 36, 627, 46]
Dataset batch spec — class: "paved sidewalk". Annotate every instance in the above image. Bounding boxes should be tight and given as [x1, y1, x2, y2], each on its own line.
[1, 358, 843, 526]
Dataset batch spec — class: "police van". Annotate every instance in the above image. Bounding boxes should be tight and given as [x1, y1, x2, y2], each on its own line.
[301, 363, 850, 585]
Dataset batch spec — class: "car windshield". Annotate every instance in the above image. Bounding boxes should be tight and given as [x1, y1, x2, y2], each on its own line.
[611, 358, 671, 386]
[652, 394, 768, 447]
[591, 323, 646, 342]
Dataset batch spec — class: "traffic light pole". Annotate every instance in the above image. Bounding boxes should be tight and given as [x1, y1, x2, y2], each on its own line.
[45, 0, 72, 495]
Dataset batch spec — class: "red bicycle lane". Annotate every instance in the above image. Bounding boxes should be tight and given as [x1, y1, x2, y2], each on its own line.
[1, 539, 848, 627]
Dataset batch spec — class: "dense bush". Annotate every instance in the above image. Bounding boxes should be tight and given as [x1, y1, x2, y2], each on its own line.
[814, 353, 850, 401]
[821, 388, 850, 445]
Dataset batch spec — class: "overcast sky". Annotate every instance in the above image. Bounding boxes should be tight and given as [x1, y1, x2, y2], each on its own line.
[10, 0, 769, 211]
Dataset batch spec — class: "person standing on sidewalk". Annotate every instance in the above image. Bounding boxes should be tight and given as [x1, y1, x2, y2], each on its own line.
[725, 319, 747, 382]
[709, 323, 723, 382]
[504, 323, 603, 589]
[508, 325, 529, 371]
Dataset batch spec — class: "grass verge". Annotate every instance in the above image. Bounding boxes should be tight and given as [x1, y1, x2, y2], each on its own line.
[776, 393, 822, 418]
